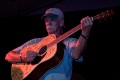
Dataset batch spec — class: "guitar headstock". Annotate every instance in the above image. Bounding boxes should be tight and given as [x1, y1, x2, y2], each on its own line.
[91, 10, 114, 21]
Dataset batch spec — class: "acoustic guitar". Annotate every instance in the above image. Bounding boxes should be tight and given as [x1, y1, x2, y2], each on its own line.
[11, 10, 114, 80]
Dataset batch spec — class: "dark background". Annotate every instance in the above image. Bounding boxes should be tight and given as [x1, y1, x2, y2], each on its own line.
[0, 0, 120, 80]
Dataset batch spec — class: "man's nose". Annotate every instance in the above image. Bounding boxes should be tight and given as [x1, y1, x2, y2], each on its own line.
[45, 18, 52, 22]
[46, 19, 52, 25]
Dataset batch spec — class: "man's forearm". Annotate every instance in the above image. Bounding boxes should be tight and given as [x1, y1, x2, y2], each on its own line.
[72, 35, 87, 59]
[5, 51, 21, 63]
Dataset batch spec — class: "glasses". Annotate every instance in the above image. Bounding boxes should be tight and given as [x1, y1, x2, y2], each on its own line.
[44, 15, 59, 21]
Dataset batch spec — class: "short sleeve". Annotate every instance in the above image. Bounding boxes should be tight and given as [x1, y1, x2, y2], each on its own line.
[13, 38, 43, 53]
[63, 38, 83, 62]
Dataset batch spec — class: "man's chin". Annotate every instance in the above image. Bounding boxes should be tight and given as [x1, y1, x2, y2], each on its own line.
[48, 31, 54, 34]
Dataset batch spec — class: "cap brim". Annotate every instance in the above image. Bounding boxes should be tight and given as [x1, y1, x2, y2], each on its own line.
[41, 13, 58, 20]
[41, 15, 46, 20]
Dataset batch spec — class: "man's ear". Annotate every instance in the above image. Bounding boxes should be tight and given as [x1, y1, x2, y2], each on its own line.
[60, 20, 64, 27]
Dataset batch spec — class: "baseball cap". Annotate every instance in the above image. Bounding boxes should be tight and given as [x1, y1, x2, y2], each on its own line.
[41, 8, 64, 20]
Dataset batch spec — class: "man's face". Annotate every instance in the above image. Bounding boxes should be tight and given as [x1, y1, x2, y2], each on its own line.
[44, 15, 61, 34]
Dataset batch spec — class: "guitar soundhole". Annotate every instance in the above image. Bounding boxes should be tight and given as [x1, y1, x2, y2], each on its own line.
[30, 45, 47, 64]
[39, 45, 47, 55]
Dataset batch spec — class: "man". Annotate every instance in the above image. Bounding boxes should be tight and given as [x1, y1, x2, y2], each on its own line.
[5, 8, 93, 80]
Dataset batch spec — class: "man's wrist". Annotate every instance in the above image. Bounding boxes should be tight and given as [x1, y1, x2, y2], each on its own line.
[81, 30, 89, 40]
[81, 33, 89, 40]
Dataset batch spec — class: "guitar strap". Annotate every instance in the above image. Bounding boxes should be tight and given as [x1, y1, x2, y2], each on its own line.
[54, 42, 65, 62]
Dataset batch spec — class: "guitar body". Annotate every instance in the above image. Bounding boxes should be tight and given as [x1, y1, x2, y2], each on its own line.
[11, 34, 64, 80]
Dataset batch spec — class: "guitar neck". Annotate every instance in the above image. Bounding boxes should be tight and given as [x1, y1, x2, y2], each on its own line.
[48, 24, 81, 47]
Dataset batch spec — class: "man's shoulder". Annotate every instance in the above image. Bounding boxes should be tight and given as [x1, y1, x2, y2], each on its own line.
[28, 37, 45, 44]
[31, 37, 43, 41]
[62, 37, 77, 47]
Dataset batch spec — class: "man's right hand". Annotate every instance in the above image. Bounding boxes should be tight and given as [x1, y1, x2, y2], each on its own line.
[21, 50, 37, 62]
